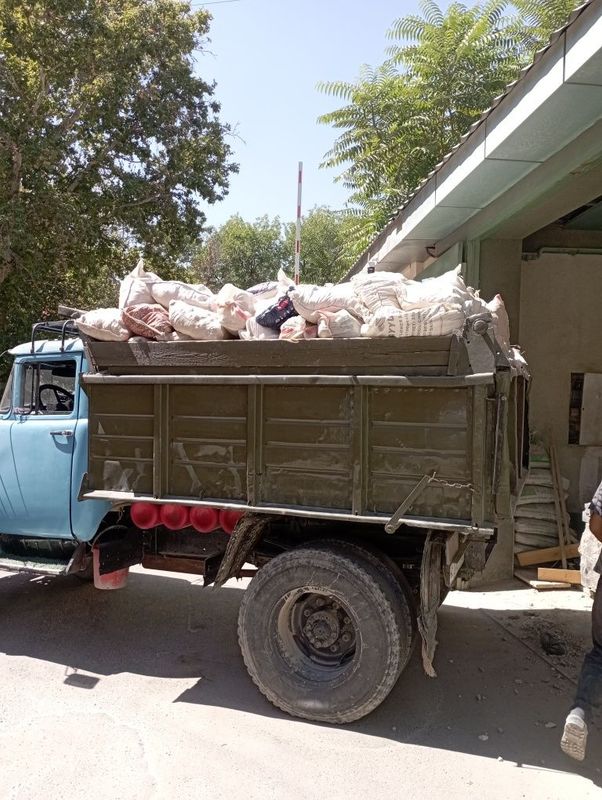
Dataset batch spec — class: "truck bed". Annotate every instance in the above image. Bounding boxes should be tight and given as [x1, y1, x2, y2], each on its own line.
[81, 335, 515, 537]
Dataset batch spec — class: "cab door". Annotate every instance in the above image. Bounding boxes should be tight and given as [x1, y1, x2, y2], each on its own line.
[4, 355, 80, 538]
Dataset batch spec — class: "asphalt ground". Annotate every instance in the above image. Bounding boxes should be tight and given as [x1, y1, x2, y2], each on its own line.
[0, 567, 600, 800]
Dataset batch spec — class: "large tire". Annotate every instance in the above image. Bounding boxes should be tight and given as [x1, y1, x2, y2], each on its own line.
[304, 538, 417, 659]
[238, 546, 414, 724]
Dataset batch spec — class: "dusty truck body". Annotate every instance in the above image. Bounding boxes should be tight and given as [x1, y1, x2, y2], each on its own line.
[0, 322, 528, 722]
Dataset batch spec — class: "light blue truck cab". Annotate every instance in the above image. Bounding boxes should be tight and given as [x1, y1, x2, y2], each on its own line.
[0, 337, 111, 574]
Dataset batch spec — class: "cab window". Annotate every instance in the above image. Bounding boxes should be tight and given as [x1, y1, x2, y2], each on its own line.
[15, 360, 76, 415]
[0, 365, 14, 414]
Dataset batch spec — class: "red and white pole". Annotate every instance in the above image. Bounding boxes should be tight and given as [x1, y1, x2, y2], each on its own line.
[294, 161, 303, 285]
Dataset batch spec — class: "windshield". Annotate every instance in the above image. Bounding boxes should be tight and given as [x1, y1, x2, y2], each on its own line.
[0, 364, 14, 414]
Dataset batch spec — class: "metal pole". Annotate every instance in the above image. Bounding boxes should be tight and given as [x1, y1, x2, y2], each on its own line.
[294, 161, 303, 285]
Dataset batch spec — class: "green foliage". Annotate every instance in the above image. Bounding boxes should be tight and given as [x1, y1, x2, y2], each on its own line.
[193, 214, 287, 291]
[283, 206, 354, 284]
[512, 0, 581, 50]
[192, 207, 354, 291]
[0, 0, 236, 355]
[319, 0, 581, 259]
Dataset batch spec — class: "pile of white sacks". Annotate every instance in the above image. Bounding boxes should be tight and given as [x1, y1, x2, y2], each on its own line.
[76, 260, 511, 350]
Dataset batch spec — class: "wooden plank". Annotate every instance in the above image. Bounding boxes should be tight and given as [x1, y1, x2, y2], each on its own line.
[515, 568, 571, 590]
[537, 567, 582, 585]
[516, 543, 580, 567]
[549, 444, 568, 569]
[85, 337, 454, 372]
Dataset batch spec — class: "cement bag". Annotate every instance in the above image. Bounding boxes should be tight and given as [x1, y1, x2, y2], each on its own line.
[216, 284, 256, 333]
[151, 281, 215, 311]
[352, 271, 408, 313]
[317, 310, 362, 339]
[121, 304, 173, 340]
[291, 282, 364, 323]
[361, 304, 465, 338]
[279, 316, 318, 340]
[169, 300, 230, 340]
[76, 308, 129, 342]
[119, 259, 161, 308]
[396, 267, 470, 310]
[239, 316, 279, 340]
[487, 294, 511, 352]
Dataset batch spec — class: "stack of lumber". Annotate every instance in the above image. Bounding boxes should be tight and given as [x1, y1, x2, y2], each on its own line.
[514, 443, 581, 590]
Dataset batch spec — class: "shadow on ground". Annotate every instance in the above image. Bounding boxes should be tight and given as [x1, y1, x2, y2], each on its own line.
[0, 568, 600, 785]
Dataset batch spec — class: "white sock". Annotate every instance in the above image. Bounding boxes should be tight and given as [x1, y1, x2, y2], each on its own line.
[568, 707, 585, 722]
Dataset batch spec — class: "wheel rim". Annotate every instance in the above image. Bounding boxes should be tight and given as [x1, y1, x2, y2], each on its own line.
[276, 590, 357, 678]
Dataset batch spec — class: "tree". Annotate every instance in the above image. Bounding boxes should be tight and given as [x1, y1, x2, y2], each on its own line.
[193, 215, 286, 291]
[319, 0, 581, 258]
[192, 207, 354, 291]
[0, 0, 236, 354]
[283, 206, 354, 284]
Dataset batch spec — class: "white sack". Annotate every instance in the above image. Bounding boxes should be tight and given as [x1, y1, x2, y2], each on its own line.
[119, 259, 161, 308]
[239, 316, 279, 340]
[169, 300, 229, 340]
[396, 267, 470, 310]
[317, 309, 362, 339]
[361, 304, 465, 338]
[76, 309, 129, 342]
[152, 281, 215, 311]
[279, 316, 318, 340]
[352, 271, 408, 313]
[487, 294, 511, 353]
[216, 283, 256, 333]
[290, 282, 364, 323]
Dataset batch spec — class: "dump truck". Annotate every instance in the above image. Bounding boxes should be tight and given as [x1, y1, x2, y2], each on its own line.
[0, 318, 528, 723]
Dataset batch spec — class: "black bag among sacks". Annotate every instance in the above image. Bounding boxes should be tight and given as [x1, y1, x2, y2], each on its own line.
[256, 293, 298, 330]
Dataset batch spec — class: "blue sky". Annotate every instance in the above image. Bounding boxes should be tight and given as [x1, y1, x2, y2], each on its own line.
[196, 0, 428, 228]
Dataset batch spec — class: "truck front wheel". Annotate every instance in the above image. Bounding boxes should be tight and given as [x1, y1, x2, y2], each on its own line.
[238, 546, 414, 724]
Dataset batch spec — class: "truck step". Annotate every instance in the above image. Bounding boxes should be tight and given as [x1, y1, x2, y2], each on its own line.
[0, 553, 70, 577]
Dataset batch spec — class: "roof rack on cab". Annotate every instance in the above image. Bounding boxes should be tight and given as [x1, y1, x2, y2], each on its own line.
[30, 320, 79, 354]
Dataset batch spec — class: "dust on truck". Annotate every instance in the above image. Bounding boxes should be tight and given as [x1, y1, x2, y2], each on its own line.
[0, 320, 528, 723]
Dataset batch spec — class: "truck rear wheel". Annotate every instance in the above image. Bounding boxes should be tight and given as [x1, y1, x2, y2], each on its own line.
[238, 546, 414, 724]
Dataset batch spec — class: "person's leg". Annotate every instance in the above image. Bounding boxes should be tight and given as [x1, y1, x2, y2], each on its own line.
[575, 579, 602, 716]
[561, 579, 602, 760]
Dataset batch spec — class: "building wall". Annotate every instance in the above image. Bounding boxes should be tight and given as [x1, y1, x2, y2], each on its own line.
[519, 252, 602, 511]
[478, 239, 522, 341]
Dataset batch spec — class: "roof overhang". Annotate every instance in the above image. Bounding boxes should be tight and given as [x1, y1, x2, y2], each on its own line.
[349, 0, 602, 276]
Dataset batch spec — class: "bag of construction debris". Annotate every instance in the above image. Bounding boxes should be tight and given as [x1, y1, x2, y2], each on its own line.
[216, 284, 256, 333]
[279, 316, 318, 340]
[119, 259, 161, 308]
[361, 304, 465, 338]
[290, 282, 364, 323]
[239, 316, 279, 340]
[76, 308, 130, 342]
[317, 309, 362, 338]
[169, 300, 230, 340]
[121, 304, 173, 340]
[351, 271, 408, 314]
[151, 281, 215, 311]
[396, 267, 470, 310]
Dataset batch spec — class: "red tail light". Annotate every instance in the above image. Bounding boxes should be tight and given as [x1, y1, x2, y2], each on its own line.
[130, 502, 161, 530]
[160, 503, 190, 530]
[190, 506, 219, 533]
[219, 509, 243, 534]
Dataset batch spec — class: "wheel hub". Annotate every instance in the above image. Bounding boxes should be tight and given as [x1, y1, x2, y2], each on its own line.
[290, 592, 357, 666]
[303, 610, 340, 649]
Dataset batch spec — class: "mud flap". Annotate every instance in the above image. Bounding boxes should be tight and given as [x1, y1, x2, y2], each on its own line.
[214, 514, 271, 587]
[417, 533, 444, 678]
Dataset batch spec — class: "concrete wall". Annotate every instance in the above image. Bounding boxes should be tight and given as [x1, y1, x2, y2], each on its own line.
[519, 251, 602, 511]
[478, 239, 522, 341]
